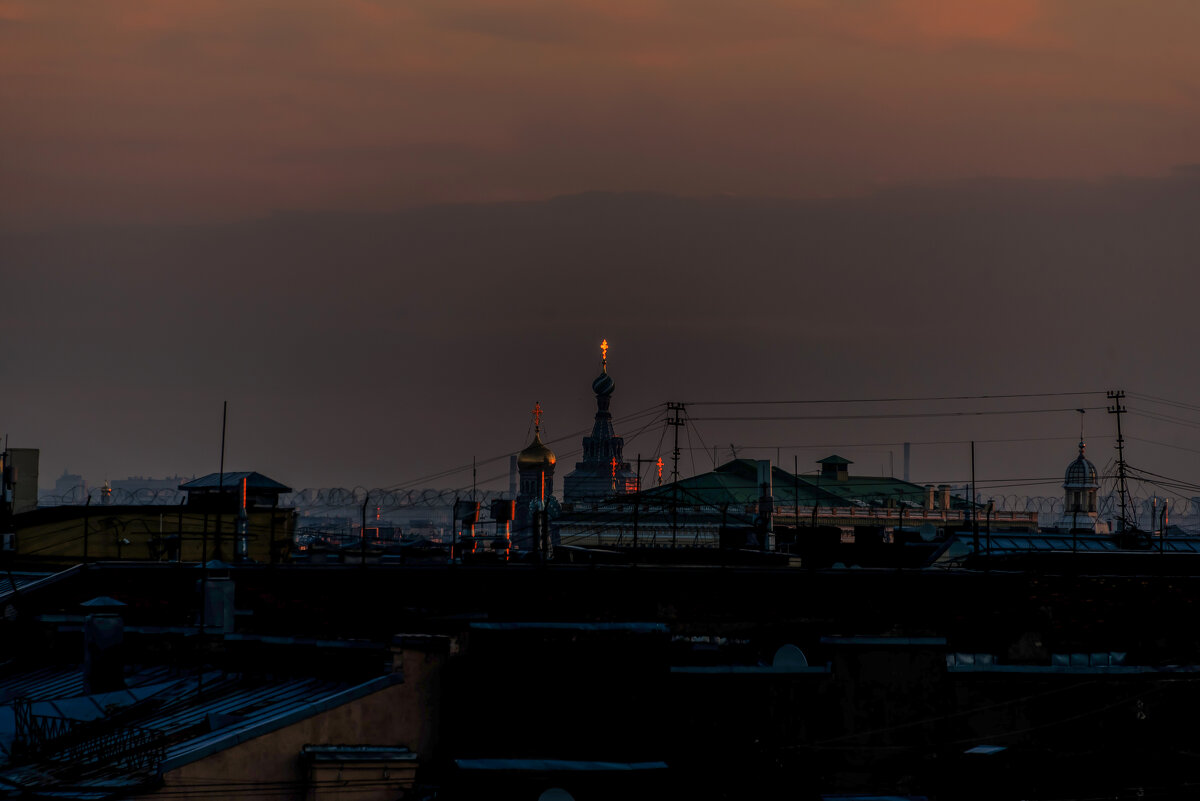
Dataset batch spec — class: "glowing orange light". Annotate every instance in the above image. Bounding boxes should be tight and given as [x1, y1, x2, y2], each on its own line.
[656, 457, 664, 484]
[611, 456, 618, 490]
[241, 477, 247, 509]
[600, 338, 609, 363]
[532, 401, 543, 430]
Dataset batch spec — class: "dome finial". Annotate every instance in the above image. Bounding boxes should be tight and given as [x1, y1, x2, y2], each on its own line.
[591, 341, 615, 397]
[532, 401, 543, 434]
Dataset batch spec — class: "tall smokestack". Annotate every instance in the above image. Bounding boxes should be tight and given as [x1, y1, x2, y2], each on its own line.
[903, 442, 911, 482]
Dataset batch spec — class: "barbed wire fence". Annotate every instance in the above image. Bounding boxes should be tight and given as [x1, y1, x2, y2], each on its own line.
[37, 485, 1200, 533]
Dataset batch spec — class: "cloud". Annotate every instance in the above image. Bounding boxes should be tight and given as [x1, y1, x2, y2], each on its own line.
[2, 0, 1200, 229]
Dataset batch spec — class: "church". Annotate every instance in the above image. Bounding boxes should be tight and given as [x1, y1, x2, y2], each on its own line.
[561, 339, 639, 504]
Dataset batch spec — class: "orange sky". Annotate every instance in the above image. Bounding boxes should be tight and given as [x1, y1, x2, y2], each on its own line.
[7, 2, 1200, 227]
[2, 0, 1199, 228]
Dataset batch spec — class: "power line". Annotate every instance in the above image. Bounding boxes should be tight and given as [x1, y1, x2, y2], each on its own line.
[690, 406, 1107, 422]
[687, 391, 1103, 406]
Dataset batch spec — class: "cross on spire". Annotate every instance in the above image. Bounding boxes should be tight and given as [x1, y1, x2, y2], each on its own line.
[600, 338, 609, 371]
[532, 401, 543, 432]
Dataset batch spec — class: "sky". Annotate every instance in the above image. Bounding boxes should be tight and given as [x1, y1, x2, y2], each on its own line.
[3, 1, 1200, 508]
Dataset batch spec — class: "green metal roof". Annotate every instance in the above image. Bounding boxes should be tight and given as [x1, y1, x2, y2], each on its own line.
[633, 459, 933, 508]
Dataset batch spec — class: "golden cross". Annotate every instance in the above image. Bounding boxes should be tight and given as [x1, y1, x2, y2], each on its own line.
[532, 402, 543, 430]
[600, 338, 609, 365]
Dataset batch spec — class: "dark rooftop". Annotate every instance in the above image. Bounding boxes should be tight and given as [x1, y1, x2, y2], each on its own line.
[178, 472, 292, 493]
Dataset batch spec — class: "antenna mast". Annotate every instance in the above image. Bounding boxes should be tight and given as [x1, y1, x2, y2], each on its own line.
[1107, 390, 1133, 532]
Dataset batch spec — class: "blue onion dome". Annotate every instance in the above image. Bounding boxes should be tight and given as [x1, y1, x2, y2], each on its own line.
[1064, 441, 1098, 488]
[592, 369, 615, 397]
[518, 432, 556, 470]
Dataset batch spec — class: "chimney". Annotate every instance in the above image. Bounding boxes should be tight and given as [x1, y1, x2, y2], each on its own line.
[925, 485, 935, 510]
[82, 597, 126, 694]
[939, 484, 951, 511]
[391, 634, 455, 763]
[197, 565, 236, 633]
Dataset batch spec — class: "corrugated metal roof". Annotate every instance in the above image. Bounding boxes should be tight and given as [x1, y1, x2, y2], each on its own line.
[0, 665, 402, 785]
[0, 572, 54, 596]
[939, 532, 1200, 562]
[635, 459, 930, 509]
[0, 665, 176, 705]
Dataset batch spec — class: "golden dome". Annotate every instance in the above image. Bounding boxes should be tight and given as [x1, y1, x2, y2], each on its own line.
[517, 432, 556, 470]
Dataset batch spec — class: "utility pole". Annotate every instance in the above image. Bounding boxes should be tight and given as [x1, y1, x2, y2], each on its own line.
[83, 496, 91, 566]
[360, 491, 369, 566]
[794, 455, 800, 533]
[667, 403, 686, 548]
[632, 454, 643, 550]
[214, 401, 227, 562]
[1107, 390, 1133, 532]
[986, 499, 993, 567]
[811, 469, 820, 528]
[971, 441, 979, 555]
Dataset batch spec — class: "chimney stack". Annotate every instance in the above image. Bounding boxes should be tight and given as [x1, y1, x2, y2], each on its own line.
[82, 597, 126, 694]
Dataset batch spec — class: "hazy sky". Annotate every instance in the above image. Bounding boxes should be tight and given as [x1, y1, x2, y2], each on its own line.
[3, 1, 1200, 504]
[5, 0, 1200, 228]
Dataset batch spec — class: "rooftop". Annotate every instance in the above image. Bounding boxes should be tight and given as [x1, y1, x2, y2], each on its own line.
[178, 472, 292, 493]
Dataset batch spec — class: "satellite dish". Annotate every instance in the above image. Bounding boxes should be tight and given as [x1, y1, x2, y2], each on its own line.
[772, 644, 809, 669]
[919, 523, 938, 542]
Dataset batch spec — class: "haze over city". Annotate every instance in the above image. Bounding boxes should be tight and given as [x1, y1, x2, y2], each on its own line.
[4, 1, 1200, 496]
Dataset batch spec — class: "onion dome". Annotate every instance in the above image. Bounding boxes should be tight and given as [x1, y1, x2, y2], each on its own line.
[518, 432, 556, 470]
[1064, 441, 1098, 488]
[592, 369, 615, 397]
